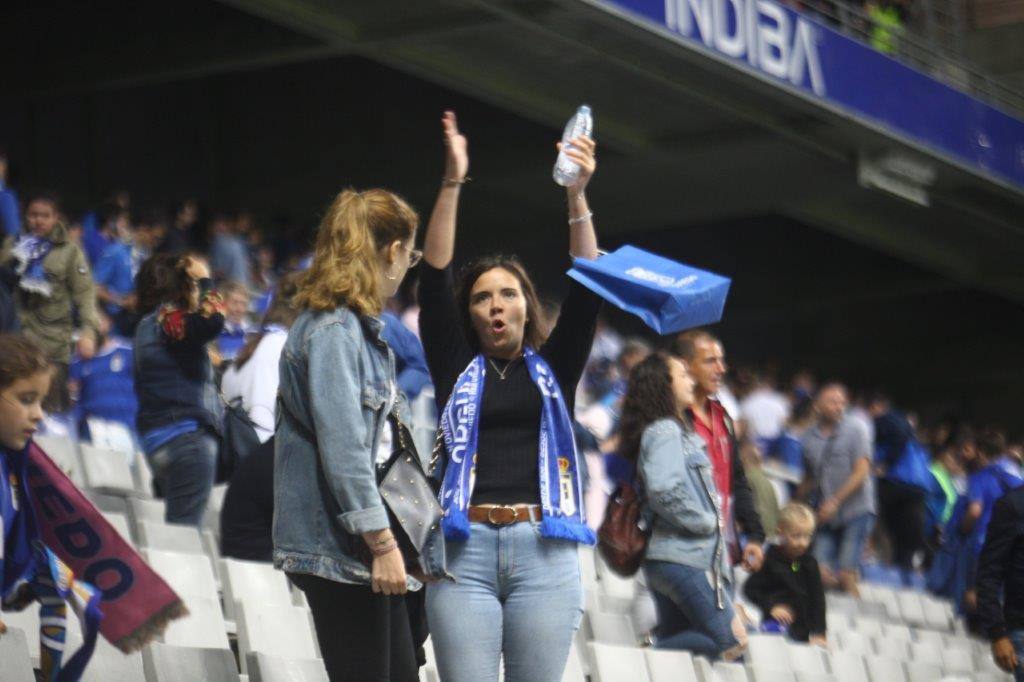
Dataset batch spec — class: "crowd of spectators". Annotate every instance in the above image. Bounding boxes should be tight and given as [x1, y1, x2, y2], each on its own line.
[2, 137, 1023, 675]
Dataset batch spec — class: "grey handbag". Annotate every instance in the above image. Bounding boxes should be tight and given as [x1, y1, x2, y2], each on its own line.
[365, 414, 444, 569]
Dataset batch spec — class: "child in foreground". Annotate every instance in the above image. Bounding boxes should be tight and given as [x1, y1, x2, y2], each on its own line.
[0, 333, 101, 680]
[743, 502, 828, 646]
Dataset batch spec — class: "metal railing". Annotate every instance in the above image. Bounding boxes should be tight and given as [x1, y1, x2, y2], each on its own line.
[806, 0, 1024, 116]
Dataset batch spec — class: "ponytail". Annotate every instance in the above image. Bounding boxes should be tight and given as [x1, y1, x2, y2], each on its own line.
[294, 188, 418, 315]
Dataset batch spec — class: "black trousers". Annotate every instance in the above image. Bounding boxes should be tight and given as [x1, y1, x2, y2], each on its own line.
[877, 478, 927, 571]
[289, 573, 418, 682]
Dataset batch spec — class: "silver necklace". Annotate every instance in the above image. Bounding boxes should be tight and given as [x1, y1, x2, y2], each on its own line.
[487, 356, 517, 380]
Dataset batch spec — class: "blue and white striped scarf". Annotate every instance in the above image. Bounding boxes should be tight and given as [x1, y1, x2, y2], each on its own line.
[438, 347, 595, 544]
[11, 235, 54, 297]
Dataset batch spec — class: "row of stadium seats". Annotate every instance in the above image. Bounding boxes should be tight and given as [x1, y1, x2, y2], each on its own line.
[1, 433, 1014, 682]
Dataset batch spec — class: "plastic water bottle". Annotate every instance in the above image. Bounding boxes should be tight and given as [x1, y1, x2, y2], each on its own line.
[553, 105, 593, 187]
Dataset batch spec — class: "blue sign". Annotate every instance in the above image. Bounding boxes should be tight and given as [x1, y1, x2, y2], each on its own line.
[590, 0, 1024, 189]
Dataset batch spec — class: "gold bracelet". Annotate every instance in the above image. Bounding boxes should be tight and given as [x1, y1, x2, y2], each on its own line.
[442, 176, 471, 186]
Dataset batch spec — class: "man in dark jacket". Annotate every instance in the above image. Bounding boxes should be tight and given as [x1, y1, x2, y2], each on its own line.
[976, 485, 1024, 679]
[671, 330, 766, 571]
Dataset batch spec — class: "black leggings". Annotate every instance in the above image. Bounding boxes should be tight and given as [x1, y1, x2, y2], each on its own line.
[289, 573, 418, 682]
[877, 478, 927, 571]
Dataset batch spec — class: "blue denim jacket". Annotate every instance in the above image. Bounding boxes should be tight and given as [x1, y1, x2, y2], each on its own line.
[273, 304, 447, 587]
[639, 419, 728, 596]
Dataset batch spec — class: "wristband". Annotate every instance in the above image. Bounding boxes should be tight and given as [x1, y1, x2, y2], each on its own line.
[442, 176, 471, 186]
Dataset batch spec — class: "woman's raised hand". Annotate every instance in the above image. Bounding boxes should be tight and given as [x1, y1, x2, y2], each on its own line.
[558, 135, 596, 192]
[442, 111, 469, 183]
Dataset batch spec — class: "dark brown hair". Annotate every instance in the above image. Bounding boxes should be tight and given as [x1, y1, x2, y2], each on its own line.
[234, 273, 301, 369]
[0, 334, 51, 390]
[618, 352, 686, 463]
[455, 255, 549, 353]
[135, 253, 197, 315]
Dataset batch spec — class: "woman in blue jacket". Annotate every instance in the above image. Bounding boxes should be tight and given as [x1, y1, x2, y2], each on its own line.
[618, 352, 745, 660]
[134, 253, 225, 526]
[274, 188, 446, 682]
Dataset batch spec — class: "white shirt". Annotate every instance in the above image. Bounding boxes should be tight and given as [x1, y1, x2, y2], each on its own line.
[374, 382, 397, 465]
[221, 329, 288, 443]
[738, 387, 790, 442]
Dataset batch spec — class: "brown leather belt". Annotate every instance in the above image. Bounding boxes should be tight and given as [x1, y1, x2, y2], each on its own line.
[467, 504, 542, 525]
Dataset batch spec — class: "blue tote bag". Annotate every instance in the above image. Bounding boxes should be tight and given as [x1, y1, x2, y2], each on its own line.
[567, 245, 731, 335]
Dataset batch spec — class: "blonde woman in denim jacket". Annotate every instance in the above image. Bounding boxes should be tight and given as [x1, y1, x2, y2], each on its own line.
[274, 189, 447, 682]
[619, 352, 745, 660]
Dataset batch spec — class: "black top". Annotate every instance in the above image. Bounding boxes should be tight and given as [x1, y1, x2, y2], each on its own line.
[418, 263, 600, 505]
[220, 438, 275, 562]
[976, 486, 1024, 640]
[743, 544, 826, 642]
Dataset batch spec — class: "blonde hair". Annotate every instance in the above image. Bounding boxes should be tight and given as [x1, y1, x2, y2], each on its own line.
[294, 189, 418, 315]
[778, 502, 816, 532]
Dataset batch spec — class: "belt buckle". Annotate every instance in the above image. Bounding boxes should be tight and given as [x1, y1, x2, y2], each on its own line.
[487, 505, 517, 525]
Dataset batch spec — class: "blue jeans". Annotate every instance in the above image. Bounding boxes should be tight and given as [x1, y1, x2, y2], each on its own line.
[147, 430, 218, 526]
[813, 512, 875, 572]
[426, 522, 583, 682]
[1010, 630, 1024, 682]
[645, 560, 738, 659]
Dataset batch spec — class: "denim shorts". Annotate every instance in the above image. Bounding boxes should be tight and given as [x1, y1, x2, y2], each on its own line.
[813, 512, 875, 572]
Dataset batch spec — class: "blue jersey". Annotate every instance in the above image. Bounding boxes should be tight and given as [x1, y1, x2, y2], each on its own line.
[967, 463, 1023, 555]
[0, 446, 36, 600]
[93, 241, 135, 314]
[69, 340, 138, 432]
[218, 323, 252, 361]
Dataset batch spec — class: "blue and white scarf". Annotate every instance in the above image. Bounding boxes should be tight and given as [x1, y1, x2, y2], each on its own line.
[11, 235, 54, 297]
[438, 347, 596, 544]
[2, 446, 102, 681]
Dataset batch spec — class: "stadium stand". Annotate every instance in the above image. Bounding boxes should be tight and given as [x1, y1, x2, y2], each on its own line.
[2, 425, 1015, 681]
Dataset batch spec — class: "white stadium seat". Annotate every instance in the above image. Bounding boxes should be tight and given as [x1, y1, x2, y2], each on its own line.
[100, 511, 135, 546]
[80, 443, 136, 495]
[161, 595, 231, 649]
[830, 650, 870, 682]
[137, 519, 205, 553]
[236, 603, 320, 674]
[904, 661, 943, 682]
[587, 642, 651, 682]
[872, 635, 909, 661]
[835, 630, 872, 656]
[562, 642, 587, 682]
[220, 558, 296, 624]
[864, 655, 908, 682]
[142, 549, 218, 601]
[0, 626, 35, 682]
[881, 623, 914, 642]
[34, 434, 85, 486]
[246, 653, 328, 682]
[644, 648, 699, 682]
[142, 642, 240, 682]
[588, 611, 638, 646]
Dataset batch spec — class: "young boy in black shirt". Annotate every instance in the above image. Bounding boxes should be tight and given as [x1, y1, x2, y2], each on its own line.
[744, 502, 827, 646]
